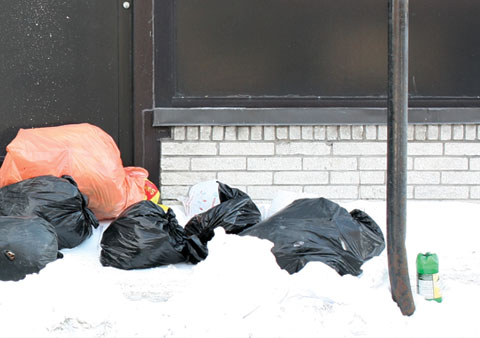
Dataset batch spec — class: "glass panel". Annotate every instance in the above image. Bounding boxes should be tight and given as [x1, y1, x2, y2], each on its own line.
[175, 0, 387, 97]
[409, 0, 480, 97]
[172, 0, 480, 99]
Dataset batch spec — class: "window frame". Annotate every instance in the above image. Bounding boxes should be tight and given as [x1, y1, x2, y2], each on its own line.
[151, 0, 480, 125]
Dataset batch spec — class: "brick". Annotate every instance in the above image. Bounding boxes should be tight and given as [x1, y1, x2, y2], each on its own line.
[313, 126, 326, 140]
[217, 171, 272, 185]
[173, 127, 185, 140]
[415, 186, 469, 199]
[186, 127, 199, 140]
[159, 185, 190, 200]
[445, 143, 480, 156]
[251, 126, 263, 140]
[442, 171, 480, 184]
[289, 126, 301, 140]
[161, 172, 216, 185]
[191, 157, 246, 171]
[162, 142, 217, 155]
[359, 157, 386, 170]
[264, 126, 275, 140]
[161, 157, 190, 171]
[237, 127, 250, 140]
[452, 125, 464, 140]
[232, 185, 247, 194]
[304, 185, 358, 199]
[248, 157, 302, 171]
[378, 125, 387, 141]
[471, 186, 480, 198]
[274, 171, 328, 184]
[212, 126, 224, 140]
[247, 185, 302, 200]
[407, 125, 415, 140]
[414, 157, 468, 170]
[276, 142, 331, 155]
[359, 185, 385, 199]
[408, 143, 443, 156]
[339, 126, 351, 140]
[470, 158, 480, 170]
[407, 185, 414, 198]
[161, 199, 183, 208]
[352, 126, 364, 140]
[427, 125, 439, 140]
[408, 171, 440, 184]
[407, 157, 413, 170]
[276, 127, 288, 140]
[365, 125, 377, 140]
[330, 171, 359, 184]
[465, 125, 476, 140]
[200, 126, 212, 140]
[360, 171, 385, 184]
[252, 199, 271, 208]
[326, 126, 338, 140]
[414, 125, 427, 140]
[303, 157, 357, 170]
[220, 142, 274, 155]
[440, 125, 452, 140]
[225, 126, 237, 140]
[367, 158, 407, 171]
[333, 142, 386, 155]
[301, 126, 313, 140]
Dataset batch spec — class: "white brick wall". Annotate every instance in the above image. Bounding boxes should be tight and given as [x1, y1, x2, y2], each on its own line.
[159, 124, 480, 206]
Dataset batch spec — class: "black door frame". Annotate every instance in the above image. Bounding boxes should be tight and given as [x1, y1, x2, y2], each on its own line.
[118, 0, 134, 166]
[133, 0, 162, 187]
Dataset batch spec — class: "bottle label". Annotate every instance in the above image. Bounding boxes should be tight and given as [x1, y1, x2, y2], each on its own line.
[417, 273, 442, 300]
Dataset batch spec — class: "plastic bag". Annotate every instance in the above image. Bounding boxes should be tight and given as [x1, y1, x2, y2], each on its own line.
[0, 175, 98, 249]
[100, 200, 208, 270]
[265, 190, 318, 219]
[241, 198, 385, 276]
[184, 182, 262, 244]
[181, 180, 220, 218]
[0, 216, 60, 281]
[0, 123, 148, 220]
[143, 179, 169, 211]
[144, 179, 161, 204]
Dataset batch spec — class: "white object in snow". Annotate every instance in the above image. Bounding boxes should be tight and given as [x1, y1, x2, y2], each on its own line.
[181, 180, 220, 218]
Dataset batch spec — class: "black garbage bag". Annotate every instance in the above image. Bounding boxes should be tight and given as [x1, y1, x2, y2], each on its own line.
[240, 198, 385, 276]
[0, 216, 60, 281]
[100, 200, 208, 270]
[184, 182, 262, 244]
[0, 175, 99, 249]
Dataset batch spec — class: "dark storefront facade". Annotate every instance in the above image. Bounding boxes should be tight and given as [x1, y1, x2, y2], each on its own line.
[2, 1, 479, 198]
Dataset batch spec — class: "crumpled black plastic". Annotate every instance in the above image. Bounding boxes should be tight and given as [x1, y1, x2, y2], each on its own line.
[184, 182, 262, 244]
[0, 216, 60, 281]
[0, 175, 98, 249]
[100, 200, 208, 270]
[240, 198, 385, 276]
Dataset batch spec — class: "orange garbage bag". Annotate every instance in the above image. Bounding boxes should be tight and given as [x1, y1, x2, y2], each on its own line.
[0, 123, 148, 220]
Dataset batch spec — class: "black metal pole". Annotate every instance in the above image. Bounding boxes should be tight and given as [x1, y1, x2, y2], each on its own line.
[387, 0, 415, 316]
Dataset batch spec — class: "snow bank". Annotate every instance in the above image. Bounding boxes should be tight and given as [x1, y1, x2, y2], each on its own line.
[0, 200, 479, 337]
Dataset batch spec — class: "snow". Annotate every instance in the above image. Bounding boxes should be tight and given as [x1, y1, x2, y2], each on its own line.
[1, 197, 479, 338]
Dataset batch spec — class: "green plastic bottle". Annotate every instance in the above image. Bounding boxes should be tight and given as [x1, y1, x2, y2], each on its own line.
[416, 252, 442, 303]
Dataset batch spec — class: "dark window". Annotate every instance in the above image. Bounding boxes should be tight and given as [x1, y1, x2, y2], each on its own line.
[175, 1, 387, 100]
[153, 0, 480, 123]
